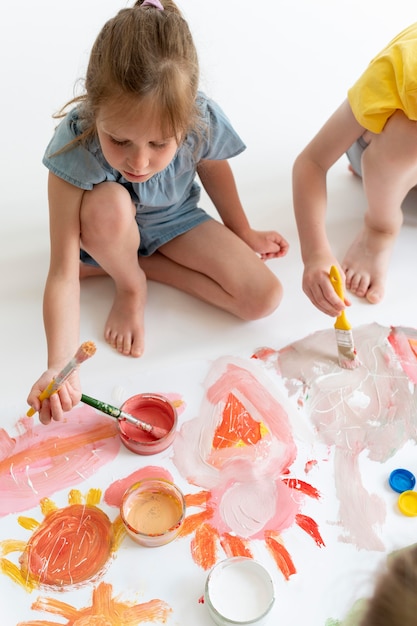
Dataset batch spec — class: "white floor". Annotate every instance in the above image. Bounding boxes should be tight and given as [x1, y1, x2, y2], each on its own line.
[2, 1, 417, 622]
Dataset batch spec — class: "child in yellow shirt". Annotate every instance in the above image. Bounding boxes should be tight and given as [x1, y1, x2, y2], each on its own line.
[293, 23, 417, 317]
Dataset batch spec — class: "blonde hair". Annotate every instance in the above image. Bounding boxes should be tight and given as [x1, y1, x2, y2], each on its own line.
[57, 0, 200, 146]
[360, 545, 417, 626]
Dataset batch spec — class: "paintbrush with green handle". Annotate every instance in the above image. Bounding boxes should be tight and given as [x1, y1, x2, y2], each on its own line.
[81, 393, 169, 440]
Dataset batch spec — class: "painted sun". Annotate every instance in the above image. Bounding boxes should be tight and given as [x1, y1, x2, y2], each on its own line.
[0, 488, 125, 592]
[173, 356, 325, 580]
[16, 581, 172, 626]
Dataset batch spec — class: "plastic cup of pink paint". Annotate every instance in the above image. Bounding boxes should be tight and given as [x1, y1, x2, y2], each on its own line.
[120, 478, 186, 547]
[204, 557, 275, 625]
[118, 393, 177, 455]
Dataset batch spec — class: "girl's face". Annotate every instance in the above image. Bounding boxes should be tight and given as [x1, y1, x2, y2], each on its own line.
[96, 103, 179, 183]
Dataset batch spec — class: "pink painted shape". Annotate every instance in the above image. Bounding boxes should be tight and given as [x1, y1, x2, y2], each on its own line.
[173, 356, 307, 540]
[269, 322, 417, 551]
[0, 407, 120, 516]
[104, 466, 174, 507]
[388, 326, 417, 384]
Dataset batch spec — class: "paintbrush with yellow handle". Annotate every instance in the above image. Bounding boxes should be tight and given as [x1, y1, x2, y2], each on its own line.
[329, 266, 360, 369]
[27, 341, 97, 416]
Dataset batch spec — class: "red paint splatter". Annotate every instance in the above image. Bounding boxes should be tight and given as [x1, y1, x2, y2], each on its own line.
[283, 478, 321, 499]
[251, 347, 276, 360]
[296, 514, 325, 547]
[304, 459, 318, 473]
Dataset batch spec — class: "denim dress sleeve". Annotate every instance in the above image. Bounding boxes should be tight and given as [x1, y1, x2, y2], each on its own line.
[42, 109, 119, 190]
[193, 93, 246, 161]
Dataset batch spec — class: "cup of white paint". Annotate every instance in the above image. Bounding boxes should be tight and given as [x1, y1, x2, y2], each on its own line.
[204, 557, 275, 625]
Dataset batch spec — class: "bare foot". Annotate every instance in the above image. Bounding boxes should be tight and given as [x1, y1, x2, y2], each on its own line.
[80, 261, 146, 356]
[348, 164, 360, 178]
[342, 225, 397, 304]
[79, 262, 107, 279]
[104, 286, 146, 357]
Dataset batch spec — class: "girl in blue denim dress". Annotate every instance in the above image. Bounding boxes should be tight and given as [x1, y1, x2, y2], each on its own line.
[27, 0, 289, 424]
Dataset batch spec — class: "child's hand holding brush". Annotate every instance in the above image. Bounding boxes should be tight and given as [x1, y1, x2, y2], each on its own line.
[26, 341, 96, 425]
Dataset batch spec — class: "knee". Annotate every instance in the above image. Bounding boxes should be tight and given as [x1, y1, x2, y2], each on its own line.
[238, 274, 283, 320]
[81, 182, 134, 244]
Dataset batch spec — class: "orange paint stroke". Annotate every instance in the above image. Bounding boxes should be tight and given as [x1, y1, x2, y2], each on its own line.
[220, 533, 253, 559]
[212, 392, 262, 448]
[296, 514, 326, 547]
[190, 523, 219, 570]
[17, 581, 172, 625]
[179, 509, 213, 537]
[282, 478, 321, 499]
[264, 530, 296, 580]
[184, 490, 211, 507]
[0, 408, 119, 516]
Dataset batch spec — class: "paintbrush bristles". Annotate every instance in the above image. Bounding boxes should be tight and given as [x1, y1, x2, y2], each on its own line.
[335, 330, 360, 369]
[75, 341, 96, 363]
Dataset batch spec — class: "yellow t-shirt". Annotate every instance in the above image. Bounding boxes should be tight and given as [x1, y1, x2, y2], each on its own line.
[348, 22, 417, 133]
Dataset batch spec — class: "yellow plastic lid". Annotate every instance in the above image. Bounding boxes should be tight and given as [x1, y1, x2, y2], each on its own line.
[398, 490, 417, 517]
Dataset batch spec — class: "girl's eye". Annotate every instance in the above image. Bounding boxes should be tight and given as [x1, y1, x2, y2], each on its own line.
[151, 142, 168, 150]
[109, 137, 128, 147]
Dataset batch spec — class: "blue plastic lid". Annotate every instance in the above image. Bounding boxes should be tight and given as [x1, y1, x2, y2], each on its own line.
[389, 468, 416, 493]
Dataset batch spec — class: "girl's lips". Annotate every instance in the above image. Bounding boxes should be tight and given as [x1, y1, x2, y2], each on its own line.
[123, 171, 150, 182]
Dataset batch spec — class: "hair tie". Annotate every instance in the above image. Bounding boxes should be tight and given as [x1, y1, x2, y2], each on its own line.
[142, 0, 164, 9]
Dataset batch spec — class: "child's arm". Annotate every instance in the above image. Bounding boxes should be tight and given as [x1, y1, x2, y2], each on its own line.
[27, 172, 85, 424]
[292, 99, 365, 316]
[197, 159, 289, 259]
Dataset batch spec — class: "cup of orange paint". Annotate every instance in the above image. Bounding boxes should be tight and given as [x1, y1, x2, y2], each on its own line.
[118, 393, 177, 455]
[120, 478, 186, 547]
[204, 557, 275, 625]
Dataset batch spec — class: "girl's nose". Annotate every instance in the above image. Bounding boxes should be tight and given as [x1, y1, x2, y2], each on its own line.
[127, 148, 149, 173]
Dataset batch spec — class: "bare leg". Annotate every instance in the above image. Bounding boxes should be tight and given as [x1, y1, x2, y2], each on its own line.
[80, 182, 146, 357]
[342, 112, 417, 303]
[139, 220, 283, 320]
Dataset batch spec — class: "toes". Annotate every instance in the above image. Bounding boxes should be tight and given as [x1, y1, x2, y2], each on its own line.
[131, 337, 144, 358]
[366, 283, 384, 304]
[344, 270, 371, 298]
[105, 327, 143, 357]
[352, 276, 369, 297]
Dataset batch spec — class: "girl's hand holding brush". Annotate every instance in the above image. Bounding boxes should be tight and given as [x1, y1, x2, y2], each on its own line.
[27, 368, 82, 425]
[26, 341, 96, 425]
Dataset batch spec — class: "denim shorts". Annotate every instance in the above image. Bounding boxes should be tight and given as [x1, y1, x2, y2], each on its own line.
[345, 135, 369, 177]
[80, 205, 213, 267]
